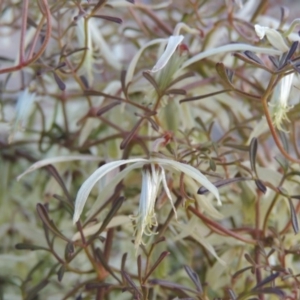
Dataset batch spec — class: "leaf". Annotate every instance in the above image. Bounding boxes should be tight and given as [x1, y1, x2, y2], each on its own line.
[120, 118, 144, 149]
[255, 179, 267, 194]
[143, 252, 170, 282]
[244, 253, 255, 265]
[143, 71, 160, 94]
[97, 101, 121, 116]
[149, 279, 198, 294]
[64, 242, 74, 260]
[57, 265, 65, 282]
[198, 177, 249, 194]
[122, 271, 142, 297]
[244, 51, 264, 65]
[95, 248, 122, 283]
[80, 75, 89, 89]
[216, 62, 235, 89]
[228, 289, 237, 300]
[288, 198, 299, 234]
[180, 89, 231, 103]
[251, 287, 285, 298]
[91, 15, 122, 24]
[253, 272, 279, 289]
[280, 41, 299, 68]
[97, 197, 125, 234]
[36, 204, 69, 242]
[165, 88, 186, 95]
[84, 90, 124, 101]
[53, 72, 66, 90]
[232, 266, 253, 278]
[15, 243, 48, 251]
[184, 265, 203, 293]
[249, 137, 258, 175]
[268, 55, 279, 68]
[26, 279, 49, 300]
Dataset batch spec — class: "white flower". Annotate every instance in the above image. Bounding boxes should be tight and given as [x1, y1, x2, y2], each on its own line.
[254, 24, 289, 52]
[72, 157, 220, 249]
[131, 164, 176, 248]
[9, 88, 36, 143]
[269, 73, 294, 131]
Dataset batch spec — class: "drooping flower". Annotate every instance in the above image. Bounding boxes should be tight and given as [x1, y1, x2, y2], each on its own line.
[72, 157, 221, 249]
[131, 164, 176, 248]
[269, 73, 294, 131]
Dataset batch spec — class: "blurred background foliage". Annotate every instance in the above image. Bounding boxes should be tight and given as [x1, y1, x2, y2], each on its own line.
[1, 0, 300, 299]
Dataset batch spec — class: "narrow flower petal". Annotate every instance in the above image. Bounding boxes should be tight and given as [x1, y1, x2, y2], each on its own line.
[73, 158, 147, 223]
[178, 44, 281, 74]
[125, 38, 165, 85]
[85, 161, 146, 219]
[150, 35, 184, 73]
[17, 155, 104, 181]
[280, 73, 294, 105]
[160, 166, 177, 219]
[153, 158, 221, 205]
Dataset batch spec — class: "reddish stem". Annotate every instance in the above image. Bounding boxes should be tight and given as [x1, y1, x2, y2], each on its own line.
[20, 0, 29, 64]
[0, 0, 52, 74]
[188, 206, 257, 245]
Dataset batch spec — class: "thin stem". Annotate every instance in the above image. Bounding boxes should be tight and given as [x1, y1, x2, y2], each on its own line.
[188, 206, 257, 245]
[26, 16, 45, 60]
[19, 0, 29, 64]
[0, 0, 52, 74]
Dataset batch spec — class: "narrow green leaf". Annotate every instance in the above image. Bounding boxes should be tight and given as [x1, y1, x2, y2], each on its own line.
[91, 15, 122, 24]
[249, 137, 258, 175]
[288, 198, 299, 234]
[15, 243, 48, 251]
[216, 62, 235, 89]
[244, 51, 264, 65]
[180, 89, 231, 103]
[26, 279, 49, 300]
[184, 265, 203, 293]
[57, 265, 65, 282]
[36, 204, 69, 242]
[198, 177, 250, 194]
[95, 248, 122, 283]
[253, 273, 279, 289]
[255, 179, 267, 194]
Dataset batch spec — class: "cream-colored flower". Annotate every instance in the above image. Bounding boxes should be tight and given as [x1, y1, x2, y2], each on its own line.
[131, 164, 175, 248]
[269, 73, 294, 131]
[72, 157, 221, 250]
[254, 24, 289, 52]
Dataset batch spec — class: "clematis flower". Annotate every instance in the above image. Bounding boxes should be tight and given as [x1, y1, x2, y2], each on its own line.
[254, 24, 289, 52]
[269, 73, 294, 131]
[73, 157, 220, 249]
